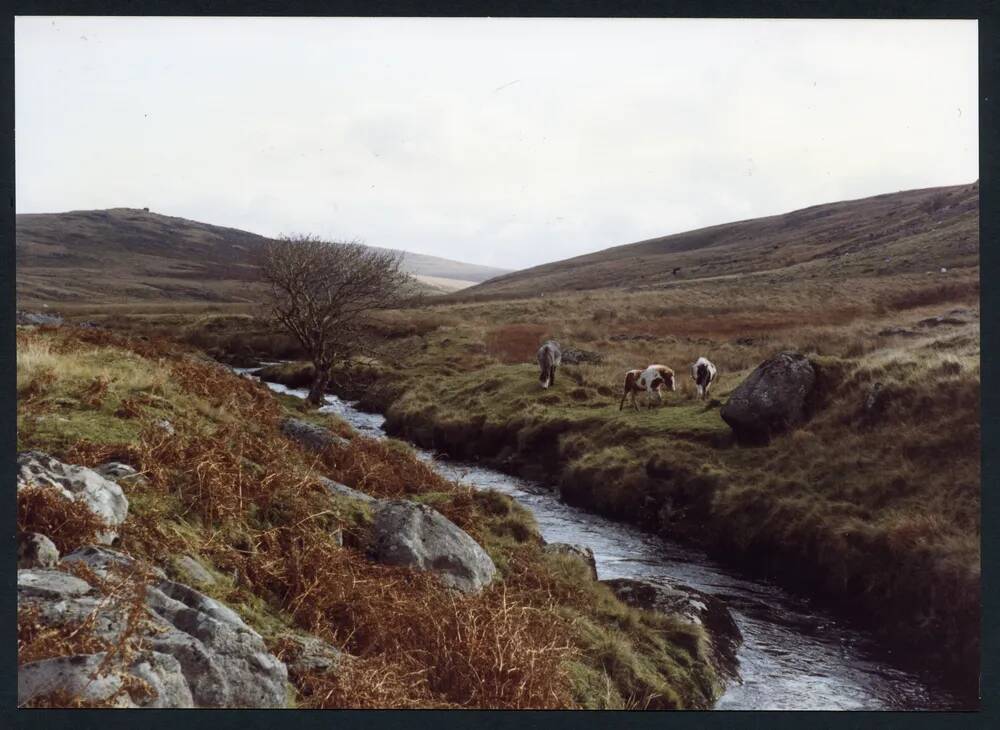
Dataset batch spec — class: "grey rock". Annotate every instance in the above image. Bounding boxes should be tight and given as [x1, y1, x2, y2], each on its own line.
[143, 579, 287, 707]
[281, 634, 343, 676]
[542, 542, 598, 580]
[95, 462, 147, 485]
[18, 653, 134, 707]
[16, 310, 64, 327]
[602, 577, 742, 682]
[560, 347, 605, 365]
[126, 651, 195, 708]
[154, 419, 176, 436]
[18, 569, 93, 600]
[18, 533, 60, 569]
[17, 651, 194, 708]
[281, 418, 350, 452]
[174, 555, 217, 587]
[24, 547, 289, 708]
[371, 500, 497, 594]
[720, 352, 816, 445]
[17, 451, 129, 544]
[318, 476, 377, 505]
[61, 545, 167, 581]
[878, 326, 921, 338]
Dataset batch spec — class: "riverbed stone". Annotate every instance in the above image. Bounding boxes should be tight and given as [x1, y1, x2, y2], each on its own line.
[720, 352, 816, 445]
[370, 500, 497, 594]
[17, 451, 129, 545]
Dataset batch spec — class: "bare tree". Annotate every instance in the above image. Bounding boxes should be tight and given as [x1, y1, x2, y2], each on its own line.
[258, 235, 415, 405]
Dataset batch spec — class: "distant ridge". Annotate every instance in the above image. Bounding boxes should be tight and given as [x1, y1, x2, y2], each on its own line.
[453, 182, 979, 300]
[15, 208, 510, 303]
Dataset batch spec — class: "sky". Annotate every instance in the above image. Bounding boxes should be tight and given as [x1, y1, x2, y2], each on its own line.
[15, 17, 978, 270]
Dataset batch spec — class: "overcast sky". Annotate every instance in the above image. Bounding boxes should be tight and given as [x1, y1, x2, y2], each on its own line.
[15, 17, 978, 269]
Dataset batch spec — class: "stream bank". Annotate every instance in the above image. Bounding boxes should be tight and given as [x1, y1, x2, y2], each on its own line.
[248, 371, 968, 711]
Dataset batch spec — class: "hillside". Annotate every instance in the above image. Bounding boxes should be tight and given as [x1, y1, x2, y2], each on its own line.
[457, 182, 979, 300]
[15, 208, 509, 304]
[16, 325, 731, 709]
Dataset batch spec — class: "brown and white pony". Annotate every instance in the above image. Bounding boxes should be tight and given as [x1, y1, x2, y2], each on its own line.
[691, 356, 718, 400]
[619, 364, 676, 411]
[537, 340, 562, 389]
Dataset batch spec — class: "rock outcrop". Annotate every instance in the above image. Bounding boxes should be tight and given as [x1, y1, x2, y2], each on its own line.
[19, 652, 193, 708]
[720, 352, 816, 444]
[17, 451, 130, 544]
[18, 547, 289, 708]
[370, 500, 497, 594]
[602, 577, 742, 681]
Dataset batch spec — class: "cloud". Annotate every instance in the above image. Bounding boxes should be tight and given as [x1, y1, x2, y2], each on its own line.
[15, 18, 978, 269]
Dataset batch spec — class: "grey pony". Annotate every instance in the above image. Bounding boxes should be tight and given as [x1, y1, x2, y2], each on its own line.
[537, 340, 562, 389]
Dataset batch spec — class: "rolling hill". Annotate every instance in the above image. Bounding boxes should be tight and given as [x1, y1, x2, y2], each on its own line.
[15, 208, 510, 304]
[455, 182, 979, 300]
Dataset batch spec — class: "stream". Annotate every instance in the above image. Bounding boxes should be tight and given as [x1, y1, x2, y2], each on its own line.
[245, 372, 964, 710]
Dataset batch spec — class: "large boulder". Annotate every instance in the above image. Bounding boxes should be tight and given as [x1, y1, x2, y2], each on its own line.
[281, 418, 350, 452]
[602, 577, 742, 681]
[17, 451, 129, 544]
[720, 352, 816, 444]
[18, 547, 289, 708]
[370, 500, 497, 594]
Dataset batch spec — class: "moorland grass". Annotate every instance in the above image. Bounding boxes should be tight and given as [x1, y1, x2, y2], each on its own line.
[272, 273, 980, 690]
[15, 327, 726, 709]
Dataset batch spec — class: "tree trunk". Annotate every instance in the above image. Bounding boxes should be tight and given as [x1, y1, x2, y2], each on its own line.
[306, 365, 331, 406]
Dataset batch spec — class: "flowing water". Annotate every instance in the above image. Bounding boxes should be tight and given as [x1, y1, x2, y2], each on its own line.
[246, 373, 965, 710]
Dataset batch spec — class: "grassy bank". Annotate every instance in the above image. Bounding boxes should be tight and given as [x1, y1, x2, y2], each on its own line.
[255, 271, 980, 693]
[16, 326, 729, 709]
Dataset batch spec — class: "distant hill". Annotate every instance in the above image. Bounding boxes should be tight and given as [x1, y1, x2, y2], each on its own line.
[456, 182, 979, 300]
[15, 208, 510, 304]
